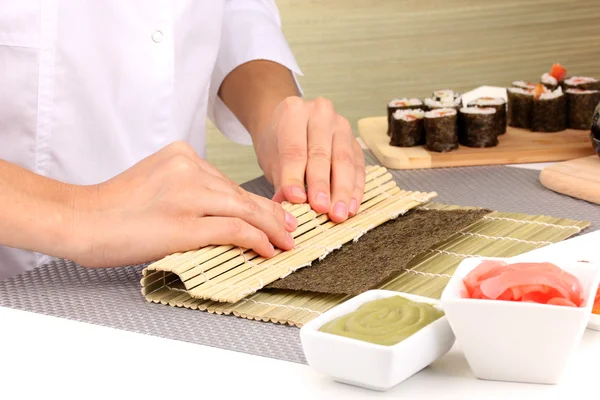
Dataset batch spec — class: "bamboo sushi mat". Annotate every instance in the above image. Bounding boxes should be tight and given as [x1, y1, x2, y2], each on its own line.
[143, 202, 589, 327]
[140, 166, 436, 305]
[0, 155, 598, 364]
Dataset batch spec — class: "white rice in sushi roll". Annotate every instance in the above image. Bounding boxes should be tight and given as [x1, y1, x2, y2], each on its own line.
[541, 73, 558, 87]
[393, 108, 425, 121]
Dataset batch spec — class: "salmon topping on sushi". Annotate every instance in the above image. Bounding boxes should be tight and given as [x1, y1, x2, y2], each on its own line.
[462, 260, 584, 307]
[550, 63, 567, 81]
[533, 83, 547, 100]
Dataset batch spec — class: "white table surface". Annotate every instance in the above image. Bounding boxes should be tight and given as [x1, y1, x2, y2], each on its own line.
[2, 162, 598, 400]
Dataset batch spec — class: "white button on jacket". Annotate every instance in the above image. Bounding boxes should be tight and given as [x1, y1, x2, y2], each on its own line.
[0, 0, 303, 280]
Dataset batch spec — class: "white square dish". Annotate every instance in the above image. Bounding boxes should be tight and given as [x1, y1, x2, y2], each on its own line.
[589, 313, 600, 331]
[299, 290, 455, 392]
[441, 257, 600, 385]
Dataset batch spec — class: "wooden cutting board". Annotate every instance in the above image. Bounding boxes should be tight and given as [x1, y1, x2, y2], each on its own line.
[539, 156, 600, 204]
[357, 116, 595, 170]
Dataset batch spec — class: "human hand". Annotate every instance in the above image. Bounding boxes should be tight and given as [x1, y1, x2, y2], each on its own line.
[253, 96, 366, 223]
[70, 141, 297, 268]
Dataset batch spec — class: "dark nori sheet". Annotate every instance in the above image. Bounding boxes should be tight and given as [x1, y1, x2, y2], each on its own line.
[266, 209, 491, 295]
[424, 113, 458, 152]
[531, 95, 567, 132]
[507, 91, 533, 129]
[458, 111, 499, 148]
[390, 117, 425, 147]
[567, 91, 600, 130]
[469, 101, 507, 135]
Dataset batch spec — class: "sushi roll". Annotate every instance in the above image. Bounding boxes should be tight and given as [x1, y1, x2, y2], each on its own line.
[531, 84, 567, 132]
[458, 107, 498, 148]
[512, 81, 537, 91]
[541, 63, 567, 90]
[566, 88, 600, 130]
[507, 87, 534, 129]
[389, 109, 426, 147]
[564, 76, 600, 91]
[424, 108, 458, 152]
[467, 97, 507, 135]
[387, 98, 423, 135]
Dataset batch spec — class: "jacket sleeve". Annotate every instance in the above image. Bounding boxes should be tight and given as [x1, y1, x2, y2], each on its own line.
[208, 0, 304, 145]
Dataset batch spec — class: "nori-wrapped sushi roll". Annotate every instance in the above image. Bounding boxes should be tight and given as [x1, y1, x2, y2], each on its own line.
[458, 107, 498, 148]
[424, 108, 458, 152]
[467, 97, 507, 135]
[512, 81, 537, 91]
[531, 85, 567, 132]
[390, 109, 425, 147]
[507, 87, 534, 129]
[564, 76, 600, 91]
[566, 89, 600, 130]
[387, 98, 423, 135]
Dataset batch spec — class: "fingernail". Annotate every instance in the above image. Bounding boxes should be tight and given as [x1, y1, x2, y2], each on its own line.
[268, 243, 275, 255]
[333, 201, 348, 220]
[315, 192, 330, 207]
[349, 198, 359, 216]
[285, 211, 297, 230]
[291, 186, 306, 201]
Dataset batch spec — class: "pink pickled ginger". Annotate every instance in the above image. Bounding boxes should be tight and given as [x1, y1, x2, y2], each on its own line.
[462, 261, 583, 307]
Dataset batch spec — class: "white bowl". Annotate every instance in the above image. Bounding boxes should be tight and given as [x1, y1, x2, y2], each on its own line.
[440, 257, 600, 385]
[589, 314, 600, 331]
[299, 290, 455, 391]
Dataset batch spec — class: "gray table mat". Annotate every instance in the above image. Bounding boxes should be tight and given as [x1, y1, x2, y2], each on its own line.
[0, 154, 598, 365]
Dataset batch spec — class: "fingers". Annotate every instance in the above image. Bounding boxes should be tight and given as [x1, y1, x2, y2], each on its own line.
[192, 217, 277, 258]
[248, 192, 297, 232]
[196, 189, 295, 251]
[349, 139, 366, 216]
[196, 171, 297, 232]
[329, 116, 357, 222]
[305, 97, 335, 214]
[274, 97, 309, 204]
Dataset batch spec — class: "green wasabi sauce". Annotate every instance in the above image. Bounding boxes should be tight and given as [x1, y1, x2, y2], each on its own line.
[318, 296, 444, 346]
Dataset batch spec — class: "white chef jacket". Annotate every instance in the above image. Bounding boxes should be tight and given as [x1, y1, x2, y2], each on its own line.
[0, 0, 303, 281]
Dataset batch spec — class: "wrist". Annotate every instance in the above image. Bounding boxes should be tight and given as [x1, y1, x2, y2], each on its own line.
[62, 184, 102, 266]
[219, 60, 300, 140]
